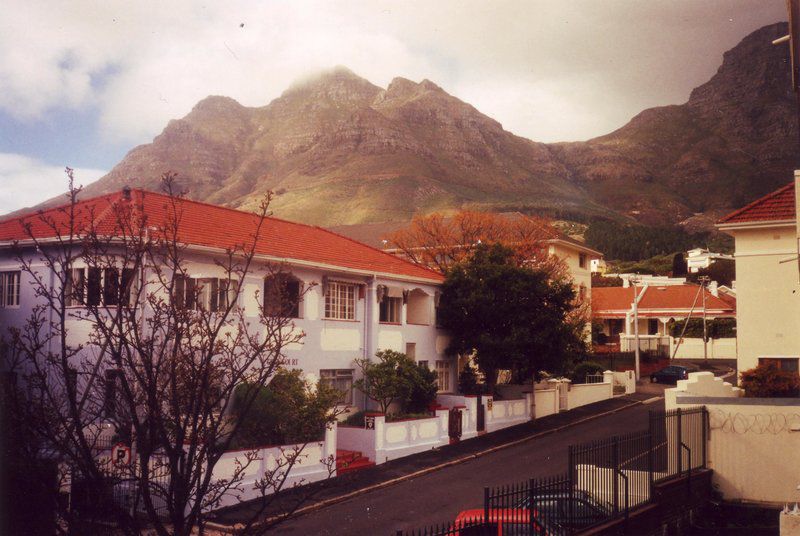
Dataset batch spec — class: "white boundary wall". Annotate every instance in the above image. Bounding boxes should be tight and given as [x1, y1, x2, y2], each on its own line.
[567, 380, 614, 410]
[667, 371, 800, 506]
[337, 409, 450, 464]
[210, 423, 337, 510]
[533, 389, 558, 418]
[437, 394, 479, 440]
[670, 337, 737, 360]
[485, 394, 533, 433]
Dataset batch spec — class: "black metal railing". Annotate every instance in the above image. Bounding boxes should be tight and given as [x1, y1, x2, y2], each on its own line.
[397, 407, 708, 536]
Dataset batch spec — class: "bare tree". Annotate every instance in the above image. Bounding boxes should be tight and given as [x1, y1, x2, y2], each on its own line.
[2, 171, 339, 535]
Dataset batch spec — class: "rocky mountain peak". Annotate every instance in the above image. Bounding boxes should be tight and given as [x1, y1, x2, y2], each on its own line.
[68, 23, 800, 228]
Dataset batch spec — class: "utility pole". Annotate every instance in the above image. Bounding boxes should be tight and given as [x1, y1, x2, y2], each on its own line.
[698, 275, 710, 363]
[631, 275, 642, 381]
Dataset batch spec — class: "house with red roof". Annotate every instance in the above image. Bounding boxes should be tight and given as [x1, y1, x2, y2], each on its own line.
[717, 175, 800, 374]
[592, 283, 736, 356]
[0, 188, 455, 411]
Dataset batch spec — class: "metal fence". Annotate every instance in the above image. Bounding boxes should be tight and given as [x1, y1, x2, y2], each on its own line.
[584, 372, 605, 384]
[396, 407, 708, 536]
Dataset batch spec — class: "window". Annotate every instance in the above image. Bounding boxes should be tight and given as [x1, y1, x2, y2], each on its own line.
[578, 284, 587, 302]
[406, 289, 431, 325]
[578, 253, 588, 269]
[66, 267, 137, 307]
[0, 271, 20, 308]
[325, 281, 356, 320]
[264, 274, 301, 318]
[103, 369, 121, 419]
[435, 360, 451, 392]
[174, 276, 238, 312]
[320, 369, 354, 405]
[759, 357, 799, 373]
[405, 343, 416, 360]
[379, 296, 402, 323]
[648, 319, 659, 335]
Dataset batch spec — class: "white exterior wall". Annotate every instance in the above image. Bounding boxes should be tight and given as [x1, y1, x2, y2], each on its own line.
[728, 225, 800, 373]
[0, 246, 451, 411]
[567, 381, 613, 409]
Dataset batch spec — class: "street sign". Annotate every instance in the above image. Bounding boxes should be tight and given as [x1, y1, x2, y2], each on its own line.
[111, 443, 131, 467]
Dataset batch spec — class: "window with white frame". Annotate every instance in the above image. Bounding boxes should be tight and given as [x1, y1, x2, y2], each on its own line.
[173, 276, 238, 312]
[320, 369, 354, 405]
[65, 267, 137, 307]
[435, 360, 451, 392]
[0, 271, 20, 308]
[325, 281, 356, 320]
[379, 296, 402, 323]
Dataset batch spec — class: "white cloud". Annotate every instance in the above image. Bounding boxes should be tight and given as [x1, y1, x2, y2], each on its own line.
[0, 153, 105, 215]
[0, 0, 788, 145]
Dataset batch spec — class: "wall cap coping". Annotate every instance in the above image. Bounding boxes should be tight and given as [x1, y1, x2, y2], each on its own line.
[677, 396, 800, 406]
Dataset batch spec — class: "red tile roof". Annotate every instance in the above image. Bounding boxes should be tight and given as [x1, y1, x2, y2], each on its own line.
[718, 181, 796, 225]
[592, 284, 735, 318]
[0, 189, 444, 283]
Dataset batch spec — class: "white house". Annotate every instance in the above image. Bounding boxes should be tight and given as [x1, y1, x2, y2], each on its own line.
[716, 175, 800, 374]
[686, 248, 734, 273]
[0, 188, 454, 411]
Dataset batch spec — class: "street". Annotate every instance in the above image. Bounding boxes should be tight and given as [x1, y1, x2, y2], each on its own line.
[271, 398, 664, 535]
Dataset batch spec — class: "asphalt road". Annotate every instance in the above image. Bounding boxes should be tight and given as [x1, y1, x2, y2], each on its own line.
[271, 398, 664, 535]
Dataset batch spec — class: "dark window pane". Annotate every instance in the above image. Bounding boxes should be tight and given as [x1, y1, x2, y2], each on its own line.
[87, 268, 102, 306]
[103, 268, 120, 306]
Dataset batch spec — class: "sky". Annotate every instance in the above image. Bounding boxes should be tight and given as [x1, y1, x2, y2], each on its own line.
[0, 0, 788, 214]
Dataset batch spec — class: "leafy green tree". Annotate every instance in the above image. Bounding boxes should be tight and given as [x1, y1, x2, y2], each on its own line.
[354, 350, 437, 414]
[437, 243, 584, 394]
[672, 253, 687, 276]
[230, 369, 342, 448]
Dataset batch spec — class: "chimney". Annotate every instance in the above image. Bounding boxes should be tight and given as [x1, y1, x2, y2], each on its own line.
[122, 186, 132, 201]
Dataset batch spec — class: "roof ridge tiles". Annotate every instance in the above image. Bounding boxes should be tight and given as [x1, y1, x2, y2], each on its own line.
[718, 181, 795, 224]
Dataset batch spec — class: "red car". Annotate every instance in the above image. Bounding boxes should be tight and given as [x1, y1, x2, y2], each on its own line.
[453, 508, 549, 535]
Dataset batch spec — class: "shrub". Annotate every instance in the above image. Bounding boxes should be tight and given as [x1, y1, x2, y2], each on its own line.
[343, 410, 366, 427]
[458, 363, 485, 395]
[739, 363, 800, 398]
[668, 318, 736, 339]
[229, 369, 341, 449]
[569, 361, 606, 384]
[355, 350, 438, 415]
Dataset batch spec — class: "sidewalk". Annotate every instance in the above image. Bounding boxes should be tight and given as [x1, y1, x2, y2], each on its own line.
[209, 392, 657, 529]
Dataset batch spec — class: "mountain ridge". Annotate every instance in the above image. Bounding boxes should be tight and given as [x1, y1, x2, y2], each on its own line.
[51, 22, 800, 228]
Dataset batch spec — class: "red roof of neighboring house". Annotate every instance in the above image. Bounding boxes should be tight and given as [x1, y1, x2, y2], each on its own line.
[0, 189, 444, 283]
[718, 181, 796, 225]
[592, 285, 735, 318]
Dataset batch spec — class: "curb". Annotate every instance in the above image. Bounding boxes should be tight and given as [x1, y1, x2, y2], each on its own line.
[206, 396, 655, 533]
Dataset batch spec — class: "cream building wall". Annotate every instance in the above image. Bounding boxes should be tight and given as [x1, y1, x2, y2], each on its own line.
[722, 224, 800, 372]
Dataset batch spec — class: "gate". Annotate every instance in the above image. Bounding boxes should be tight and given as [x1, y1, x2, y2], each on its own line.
[448, 408, 463, 443]
[557, 382, 569, 412]
[476, 395, 485, 432]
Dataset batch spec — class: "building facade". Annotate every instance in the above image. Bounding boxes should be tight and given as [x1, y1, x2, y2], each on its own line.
[0, 189, 453, 411]
[717, 176, 800, 374]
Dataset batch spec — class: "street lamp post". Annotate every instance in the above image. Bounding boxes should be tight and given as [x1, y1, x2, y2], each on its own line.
[631, 275, 641, 381]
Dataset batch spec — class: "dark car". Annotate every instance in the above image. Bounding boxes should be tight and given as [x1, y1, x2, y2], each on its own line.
[650, 365, 689, 384]
[513, 490, 611, 531]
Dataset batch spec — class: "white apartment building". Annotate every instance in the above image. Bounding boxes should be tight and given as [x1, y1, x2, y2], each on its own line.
[0, 189, 454, 411]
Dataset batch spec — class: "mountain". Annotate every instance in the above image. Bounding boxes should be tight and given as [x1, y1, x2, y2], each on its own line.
[552, 21, 798, 226]
[73, 23, 798, 227]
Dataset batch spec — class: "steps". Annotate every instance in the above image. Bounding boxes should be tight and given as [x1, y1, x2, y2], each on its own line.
[336, 449, 374, 475]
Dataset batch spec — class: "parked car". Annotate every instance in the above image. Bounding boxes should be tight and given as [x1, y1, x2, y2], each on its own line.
[514, 490, 612, 531]
[453, 508, 548, 535]
[650, 365, 689, 384]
